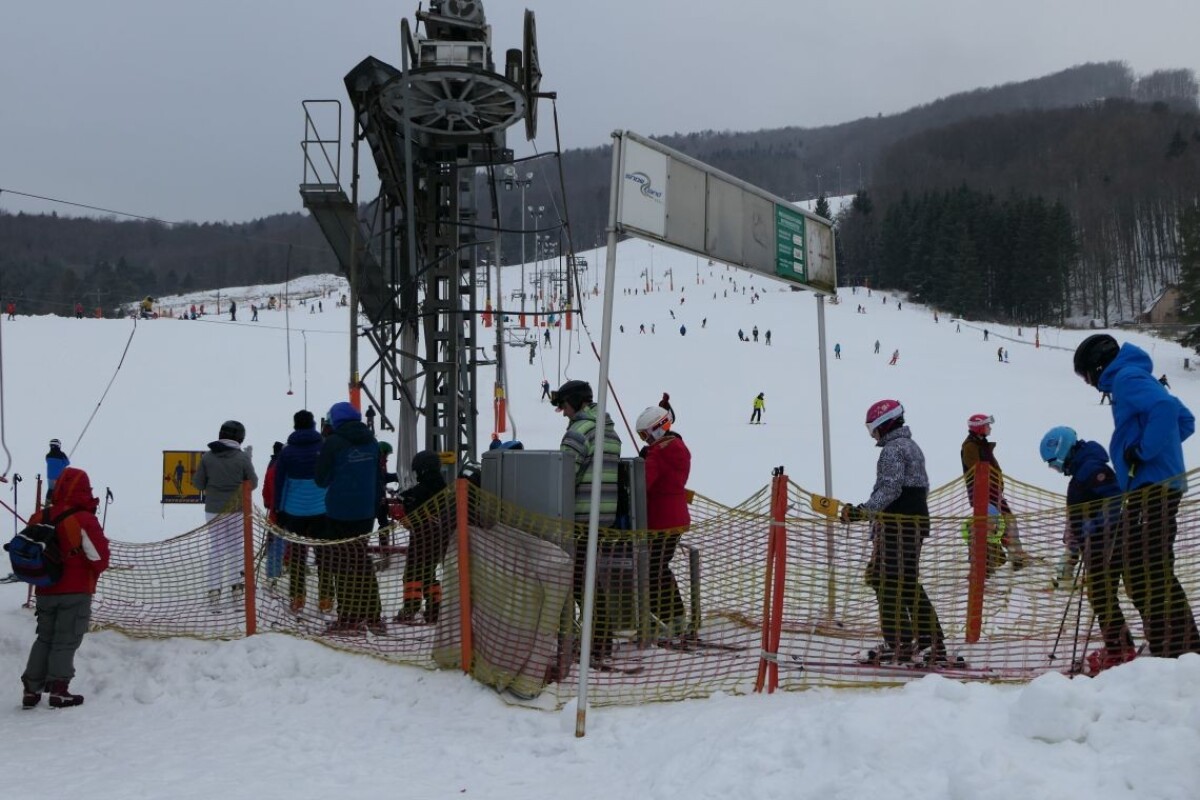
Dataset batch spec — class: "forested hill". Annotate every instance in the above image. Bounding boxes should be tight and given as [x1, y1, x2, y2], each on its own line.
[0, 211, 333, 316]
[2, 61, 1197, 319]
[545, 61, 1197, 252]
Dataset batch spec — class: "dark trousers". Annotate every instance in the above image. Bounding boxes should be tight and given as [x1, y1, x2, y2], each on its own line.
[1082, 535, 1134, 653]
[572, 539, 614, 660]
[281, 513, 333, 605]
[1120, 487, 1200, 657]
[647, 532, 686, 626]
[326, 518, 383, 625]
[23, 593, 92, 691]
[401, 517, 451, 617]
[866, 519, 943, 651]
[750, 408, 762, 423]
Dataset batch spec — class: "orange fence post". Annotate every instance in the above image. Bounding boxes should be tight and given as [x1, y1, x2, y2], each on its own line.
[455, 478, 474, 674]
[767, 471, 787, 693]
[242, 480, 257, 636]
[966, 462, 990, 643]
[756, 468, 788, 693]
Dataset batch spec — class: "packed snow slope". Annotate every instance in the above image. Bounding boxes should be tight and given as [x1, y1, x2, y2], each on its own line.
[0, 238, 1189, 540]
[1, 240, 1199, 798]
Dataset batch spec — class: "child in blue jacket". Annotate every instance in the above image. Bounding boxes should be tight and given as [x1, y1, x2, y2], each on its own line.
[1040, 426, 1135, 674]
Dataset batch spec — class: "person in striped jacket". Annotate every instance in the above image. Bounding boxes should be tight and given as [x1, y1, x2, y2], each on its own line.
[553, 379, 622, 664]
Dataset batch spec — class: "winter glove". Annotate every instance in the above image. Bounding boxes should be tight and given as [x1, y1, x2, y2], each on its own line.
[1123, 445, 1142, 476]
[638, 446, 649, 458]
[839, 504, 866, 524]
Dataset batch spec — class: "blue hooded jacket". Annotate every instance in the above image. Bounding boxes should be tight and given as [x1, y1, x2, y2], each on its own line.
[274, 427, 326, 517]
[1064, 440, 1122, 541]
[1097, 343, 1194, 491]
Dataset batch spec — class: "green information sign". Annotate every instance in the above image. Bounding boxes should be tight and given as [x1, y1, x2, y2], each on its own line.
[775, 205, 807, 283]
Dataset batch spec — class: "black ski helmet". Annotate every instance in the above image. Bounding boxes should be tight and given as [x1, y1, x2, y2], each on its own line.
[219, 420, 246, 443]
[412, 449, 441, 476]
[551, 379, 592, 410]
[1073, 334, 1120, 387]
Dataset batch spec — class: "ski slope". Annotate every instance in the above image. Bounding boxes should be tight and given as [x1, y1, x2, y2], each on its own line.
[1, 239, 1199, 799]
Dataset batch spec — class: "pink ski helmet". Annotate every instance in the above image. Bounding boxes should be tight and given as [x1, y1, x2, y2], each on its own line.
[865, 399, 905, 437]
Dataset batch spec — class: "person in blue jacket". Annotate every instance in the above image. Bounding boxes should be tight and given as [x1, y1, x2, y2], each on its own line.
[274, 410, 333, 614]
[45, 439, 69, 500]
[1074, 335, 1200, 657]
[1040, 426, 1137, 673]
[315, 402, 385, 634]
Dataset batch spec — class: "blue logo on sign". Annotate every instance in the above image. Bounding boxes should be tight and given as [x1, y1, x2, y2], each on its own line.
[624, 171, 664, 201]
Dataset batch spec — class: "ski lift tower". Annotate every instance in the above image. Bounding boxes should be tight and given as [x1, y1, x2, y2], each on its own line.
[300, 0, 543, 474]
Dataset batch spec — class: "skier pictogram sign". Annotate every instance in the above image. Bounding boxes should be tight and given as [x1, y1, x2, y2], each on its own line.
[162, 451, 205, 504]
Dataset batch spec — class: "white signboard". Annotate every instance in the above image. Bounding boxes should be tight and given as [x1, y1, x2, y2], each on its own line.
[616, 138, 668, 238]
[611, 131, 835, 294]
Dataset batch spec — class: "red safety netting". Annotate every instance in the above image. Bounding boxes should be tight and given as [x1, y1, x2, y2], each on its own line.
[79, 468, 1200, 708]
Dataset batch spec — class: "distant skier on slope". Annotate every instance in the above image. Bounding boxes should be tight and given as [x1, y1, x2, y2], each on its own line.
[749, 393, 765, 424]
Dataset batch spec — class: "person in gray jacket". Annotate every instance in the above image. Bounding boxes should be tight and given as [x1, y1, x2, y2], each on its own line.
[193, 420, 258, 607]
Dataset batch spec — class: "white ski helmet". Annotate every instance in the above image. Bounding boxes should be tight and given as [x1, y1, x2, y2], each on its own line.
[636, 406, 672, 443]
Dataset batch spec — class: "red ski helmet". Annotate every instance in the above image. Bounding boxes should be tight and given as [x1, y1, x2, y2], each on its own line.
[865, 399, 904, 437]
[968, 413, 994, 435]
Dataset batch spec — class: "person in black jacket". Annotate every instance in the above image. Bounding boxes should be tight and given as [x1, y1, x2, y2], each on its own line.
[315, 402, 384, 634]
[393, 450, 450, 624]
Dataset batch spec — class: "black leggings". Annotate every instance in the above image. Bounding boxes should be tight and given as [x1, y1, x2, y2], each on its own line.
[1119, 486, 1200, 657]
[866, 517, 943, 651]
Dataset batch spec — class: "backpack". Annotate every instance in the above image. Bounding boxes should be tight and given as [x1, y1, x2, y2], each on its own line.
[3, 506, 80, 587]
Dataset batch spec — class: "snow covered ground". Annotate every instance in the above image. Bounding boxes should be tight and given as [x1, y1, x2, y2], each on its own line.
[2, 238, 1200, 798]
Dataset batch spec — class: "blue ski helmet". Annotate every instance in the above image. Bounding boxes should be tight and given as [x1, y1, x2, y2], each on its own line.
[1039, 426, 1078, 474]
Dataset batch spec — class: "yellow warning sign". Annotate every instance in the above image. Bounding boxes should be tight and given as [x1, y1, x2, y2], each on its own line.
[162, 450, 205, 504]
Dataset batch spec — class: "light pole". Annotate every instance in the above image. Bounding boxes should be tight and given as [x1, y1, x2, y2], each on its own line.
[527, 203, 545, 324]
[836, 164, 842, 197]
[502, 167, 534, 325]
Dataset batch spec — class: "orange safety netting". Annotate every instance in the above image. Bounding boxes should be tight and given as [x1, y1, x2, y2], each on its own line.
[84, 468, 1200, 708]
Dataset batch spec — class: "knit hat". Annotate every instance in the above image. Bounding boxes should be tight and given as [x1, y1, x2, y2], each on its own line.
[49, 438, 62, 449]
[293, 409, 316, 430]
[327, 402, 361, 428]
[219, 420, 246, 443]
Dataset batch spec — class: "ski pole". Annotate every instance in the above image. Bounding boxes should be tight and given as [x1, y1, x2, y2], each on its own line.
[11, 472, 20, 537]
[102, 488, 114, 528]
[1048, 552, 1085, 665]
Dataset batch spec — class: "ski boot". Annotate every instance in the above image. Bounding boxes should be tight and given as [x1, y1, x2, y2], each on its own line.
[47, 680, 84, 708]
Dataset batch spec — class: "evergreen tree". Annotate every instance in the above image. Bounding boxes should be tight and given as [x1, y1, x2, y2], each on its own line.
[815, 194, 832, 220]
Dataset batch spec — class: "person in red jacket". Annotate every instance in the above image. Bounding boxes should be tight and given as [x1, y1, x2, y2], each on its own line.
[261, 442, 285, 587]
[20, 467, 111, 709]
[636, 405, 692, 640]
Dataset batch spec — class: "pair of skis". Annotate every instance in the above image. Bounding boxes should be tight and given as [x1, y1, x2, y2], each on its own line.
[788, 654, 987, 680]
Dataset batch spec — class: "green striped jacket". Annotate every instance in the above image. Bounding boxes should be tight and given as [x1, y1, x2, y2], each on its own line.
[560, 403, 622, 526]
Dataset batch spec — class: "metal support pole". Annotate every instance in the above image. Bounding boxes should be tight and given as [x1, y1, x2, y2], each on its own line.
[399, 23, 420, 476]
[577, 130, 624, 738]
[815, 294, 836, 619]
[494, 180, 506, 435]
[349, 116, 361, 406]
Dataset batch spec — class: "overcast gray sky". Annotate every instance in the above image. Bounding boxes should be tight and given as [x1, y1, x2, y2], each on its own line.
[2, 0, 1196, 224]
